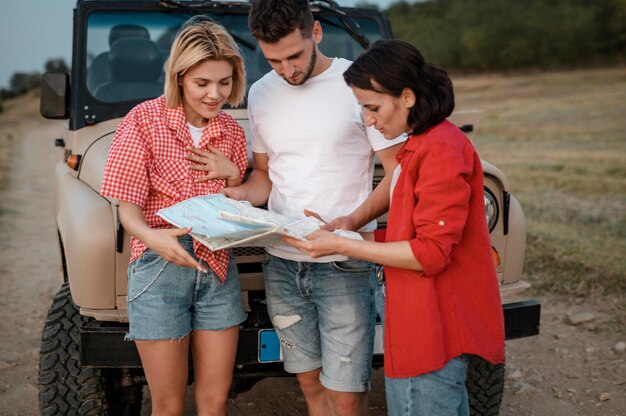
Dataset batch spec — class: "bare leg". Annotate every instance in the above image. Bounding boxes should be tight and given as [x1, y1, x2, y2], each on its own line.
[135, 337, 190, 416]
[327, 390, 368, 416]
[191, 326, 239, 416]
[296, 370, 368, 416]
[296, 369, 332, 416]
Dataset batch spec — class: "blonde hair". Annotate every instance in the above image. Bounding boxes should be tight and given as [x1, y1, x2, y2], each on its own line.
[164, 16, 246, 108]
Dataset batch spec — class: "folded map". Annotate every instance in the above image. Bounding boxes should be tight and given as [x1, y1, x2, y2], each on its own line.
[156, 194, 362, 251]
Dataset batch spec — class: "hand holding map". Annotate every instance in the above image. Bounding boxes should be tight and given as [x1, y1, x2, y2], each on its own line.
[157, 194, 362, 251]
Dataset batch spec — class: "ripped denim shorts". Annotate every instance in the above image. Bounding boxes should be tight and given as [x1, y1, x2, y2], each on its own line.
[126, 237, 247, 341]
[262, 254, 376, 393]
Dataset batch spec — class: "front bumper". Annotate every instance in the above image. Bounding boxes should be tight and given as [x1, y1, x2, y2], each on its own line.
[79, 300, 541, 368]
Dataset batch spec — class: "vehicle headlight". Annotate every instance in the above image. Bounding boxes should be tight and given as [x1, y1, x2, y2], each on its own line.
[484, 188, 499, 232]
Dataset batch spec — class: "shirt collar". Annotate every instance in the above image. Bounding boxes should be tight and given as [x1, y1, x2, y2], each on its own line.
[203, 115, 222, 141]
[395, 120, 451, 163]
[163, 96, 186, 133]
[396, 133, 422, 163]
[163, 98, 223, 144]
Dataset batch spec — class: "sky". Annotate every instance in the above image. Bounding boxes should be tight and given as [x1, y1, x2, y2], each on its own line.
[0, 0, 415, 90]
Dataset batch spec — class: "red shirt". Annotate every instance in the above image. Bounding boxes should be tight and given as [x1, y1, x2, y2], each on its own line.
[376, 120, 505, 378]
[101, 96, 247, 281]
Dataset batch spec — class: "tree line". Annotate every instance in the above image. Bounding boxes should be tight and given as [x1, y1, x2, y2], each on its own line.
[0, 58, 68, 113]
[381, 0, 626, 71]
[3, 1, 625, 110]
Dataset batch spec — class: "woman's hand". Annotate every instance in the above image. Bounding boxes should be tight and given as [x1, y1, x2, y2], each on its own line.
[186, 145, 241, 186]
[144, 226, 207, 272]
[119, 201, 206, 272]
[282, 230, 344, 258]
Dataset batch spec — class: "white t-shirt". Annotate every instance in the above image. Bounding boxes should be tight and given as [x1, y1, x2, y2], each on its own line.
[248, 58, 406, 262]
[188, 123, 203, 146]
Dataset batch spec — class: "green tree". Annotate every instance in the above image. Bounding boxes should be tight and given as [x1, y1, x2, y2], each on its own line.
[383, 0, 626, 71]
[45, 58, 70, 73]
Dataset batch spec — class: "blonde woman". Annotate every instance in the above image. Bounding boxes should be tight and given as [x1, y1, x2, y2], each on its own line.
[101, 16, 247, 415]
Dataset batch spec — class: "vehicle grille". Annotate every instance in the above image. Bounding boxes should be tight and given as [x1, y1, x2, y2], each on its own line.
[233, 246, 266, 257]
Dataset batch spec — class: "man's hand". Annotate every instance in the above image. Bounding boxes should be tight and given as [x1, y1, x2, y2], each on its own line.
[303, 209, 360, 232]
[324, 215, 361, 232]
[186, 145, 240, 186]
[145, 227, 207, 272]
[303, 209, 333, 230]
[220, 186, 247, 201]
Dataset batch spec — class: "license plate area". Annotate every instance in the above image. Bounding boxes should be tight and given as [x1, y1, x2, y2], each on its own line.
[258, 329, 282, 363]
[257, 324, 384, 363]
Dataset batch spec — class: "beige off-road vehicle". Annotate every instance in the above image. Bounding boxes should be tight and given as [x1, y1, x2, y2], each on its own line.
[39, 1, 540, 414]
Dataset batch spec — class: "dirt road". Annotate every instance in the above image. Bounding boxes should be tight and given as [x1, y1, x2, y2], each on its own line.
[0, 95, 624, 415]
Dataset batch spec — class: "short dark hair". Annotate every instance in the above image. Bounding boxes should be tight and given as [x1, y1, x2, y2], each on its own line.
[248, 0, 314, 42]
[343, 39, 454, 135]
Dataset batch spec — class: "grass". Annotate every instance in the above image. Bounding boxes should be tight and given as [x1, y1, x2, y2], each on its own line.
[453, 67, 626, 310]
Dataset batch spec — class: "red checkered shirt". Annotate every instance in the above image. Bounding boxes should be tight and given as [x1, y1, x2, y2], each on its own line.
[101, 96, 247, 281]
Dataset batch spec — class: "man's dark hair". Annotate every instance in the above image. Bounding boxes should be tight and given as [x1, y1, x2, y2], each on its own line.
[248, 0, 314, 42]
[344, 39, 455, 135]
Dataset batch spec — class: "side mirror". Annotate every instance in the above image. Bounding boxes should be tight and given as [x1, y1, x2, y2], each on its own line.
[40, 72, 70, 119]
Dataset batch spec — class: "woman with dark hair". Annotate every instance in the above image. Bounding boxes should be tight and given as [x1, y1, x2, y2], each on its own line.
[284, 39, 505, 416]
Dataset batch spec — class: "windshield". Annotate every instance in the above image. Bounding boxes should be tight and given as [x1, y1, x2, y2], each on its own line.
[86, 11, 385, 103]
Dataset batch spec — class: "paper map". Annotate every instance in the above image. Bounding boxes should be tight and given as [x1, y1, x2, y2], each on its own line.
[157, 194, 362, 251]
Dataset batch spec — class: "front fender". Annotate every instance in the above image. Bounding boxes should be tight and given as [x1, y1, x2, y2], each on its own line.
[55, 163, 116, 309]
[501, 194, 527, 285]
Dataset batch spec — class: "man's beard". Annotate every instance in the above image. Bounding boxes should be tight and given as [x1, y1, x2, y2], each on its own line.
[284, 46, 317, 86]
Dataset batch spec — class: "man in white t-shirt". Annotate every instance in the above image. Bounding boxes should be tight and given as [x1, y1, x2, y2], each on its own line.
[224, 1, 405, 414]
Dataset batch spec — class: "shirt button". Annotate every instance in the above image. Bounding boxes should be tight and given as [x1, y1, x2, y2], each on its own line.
[438, 220, 445, 226]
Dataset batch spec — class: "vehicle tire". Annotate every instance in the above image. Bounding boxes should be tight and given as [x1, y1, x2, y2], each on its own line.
[38, 283, 143, 416]
[466, 355, 505, 416]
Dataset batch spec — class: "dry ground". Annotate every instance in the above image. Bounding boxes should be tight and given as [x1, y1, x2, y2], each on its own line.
[0, 68, 625, 415]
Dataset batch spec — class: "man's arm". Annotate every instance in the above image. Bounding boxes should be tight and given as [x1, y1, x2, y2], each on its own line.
[325, 142, 403, 231]
[221, 152, 272, 206]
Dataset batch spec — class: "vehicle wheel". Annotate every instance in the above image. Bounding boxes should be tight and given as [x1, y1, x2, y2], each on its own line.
[38, 283, 143, 416]
[465, 355, 505, 416]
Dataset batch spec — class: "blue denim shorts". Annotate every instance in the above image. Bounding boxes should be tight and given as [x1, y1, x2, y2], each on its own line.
[385, 355, 470, 416]
[126, 237, 247, 341]
[262, 254, 377, 393]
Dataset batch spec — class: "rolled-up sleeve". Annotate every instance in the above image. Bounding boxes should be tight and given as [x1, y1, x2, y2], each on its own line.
[101, 110, 151, 207]
[408, 143, 473, 276]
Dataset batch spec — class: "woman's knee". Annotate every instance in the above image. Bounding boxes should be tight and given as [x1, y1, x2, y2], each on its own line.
[150, 395, 186, 416]
[194, 390, 229, 416]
